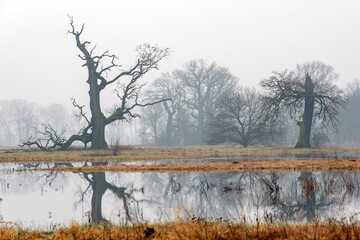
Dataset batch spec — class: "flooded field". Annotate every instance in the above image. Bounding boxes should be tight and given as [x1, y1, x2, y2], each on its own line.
[1, 161, 360, 228]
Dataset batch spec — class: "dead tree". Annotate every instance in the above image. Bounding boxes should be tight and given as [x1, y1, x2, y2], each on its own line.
[21, 16, 170, 150]
[146, 72, 185, 145]
[261, 61, 345, 148]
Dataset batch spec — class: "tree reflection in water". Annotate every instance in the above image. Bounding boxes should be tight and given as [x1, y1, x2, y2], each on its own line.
[20, 162, 360, 224]
[27, 162, 144, 223]
[78, 162, 147, 223]
[145, 171, 359, 223]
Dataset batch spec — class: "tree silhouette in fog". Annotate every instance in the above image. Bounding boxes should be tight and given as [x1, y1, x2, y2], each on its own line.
[21, 16, 170, 150]
[261, 61, 345, 148]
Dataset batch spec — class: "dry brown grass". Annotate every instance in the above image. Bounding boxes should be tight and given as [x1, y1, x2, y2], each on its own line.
[1, 219, 360, 239]
[1, 146, 359, 163]
[49, 158, 360, 173]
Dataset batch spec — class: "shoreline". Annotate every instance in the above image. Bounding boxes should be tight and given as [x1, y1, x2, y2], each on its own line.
[43, 158, 360, 173]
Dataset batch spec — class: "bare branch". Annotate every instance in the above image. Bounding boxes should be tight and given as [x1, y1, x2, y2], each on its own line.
[22, 18, 170, 150]
[71, 97, 91, 124]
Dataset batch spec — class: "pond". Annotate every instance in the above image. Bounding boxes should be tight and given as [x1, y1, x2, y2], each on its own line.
[1, 162, 360, 228]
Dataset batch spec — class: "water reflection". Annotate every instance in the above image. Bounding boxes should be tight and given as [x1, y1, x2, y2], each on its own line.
[1, 163, 360, 227]
[85, 163, 143, 222]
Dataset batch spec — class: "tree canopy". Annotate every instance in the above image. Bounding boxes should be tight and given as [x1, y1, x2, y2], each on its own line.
[205, 87, 283, 147]
[261, 61, 345, 148]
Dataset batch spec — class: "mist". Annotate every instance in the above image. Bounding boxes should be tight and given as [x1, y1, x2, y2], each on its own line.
[1, 0, 360, 148]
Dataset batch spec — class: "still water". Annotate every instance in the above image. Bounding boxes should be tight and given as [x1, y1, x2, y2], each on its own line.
[1, 162, 360, 228]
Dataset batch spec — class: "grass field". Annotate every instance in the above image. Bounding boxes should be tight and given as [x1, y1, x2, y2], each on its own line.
[1, 217, 360, 239]
[1, 146, 359, 163]
[1, 146, 360, 172]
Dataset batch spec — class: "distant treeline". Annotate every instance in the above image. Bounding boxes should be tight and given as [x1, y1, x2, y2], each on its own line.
[0, 100, 133, 147]
[1, 60, 359, 148]
[139, 60, 360, 147]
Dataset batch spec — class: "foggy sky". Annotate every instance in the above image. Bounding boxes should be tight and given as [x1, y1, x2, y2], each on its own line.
[1, 0, 360, 108]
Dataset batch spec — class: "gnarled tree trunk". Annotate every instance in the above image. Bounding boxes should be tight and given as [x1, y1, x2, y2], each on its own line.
[295, 75, 315, 148]
[20, 17, 169, 151]
[163, 101, 175, 146]
[88, 71, 107, 149]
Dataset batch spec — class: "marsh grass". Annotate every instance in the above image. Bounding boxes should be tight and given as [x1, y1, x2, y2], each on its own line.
[3, 218, 360, 239]
[1, 146, 359, 164]
[48, 158, 360, 173]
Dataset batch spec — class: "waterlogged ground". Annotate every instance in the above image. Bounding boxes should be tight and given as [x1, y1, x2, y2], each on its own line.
[1, 147, 359, 163]
[1, 161, 360, 228]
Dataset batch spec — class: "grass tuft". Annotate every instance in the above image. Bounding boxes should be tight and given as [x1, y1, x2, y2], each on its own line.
[2, 218, 360, 239]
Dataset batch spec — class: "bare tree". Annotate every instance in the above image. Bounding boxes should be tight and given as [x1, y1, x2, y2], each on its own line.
[0, 100, 16, 146]
[139, 103, 165, 145]
[0, 100, 40, 146]
[41, 104, 73, 132]
[261, 61, 345, 148]
[336, 79, 360, 143]
[12, 100, 37, 143]
[205, 87, 282, 147]
[21, 17, 170, 150]
[175, 59, 238, 143]
[146, 72, 185, 145]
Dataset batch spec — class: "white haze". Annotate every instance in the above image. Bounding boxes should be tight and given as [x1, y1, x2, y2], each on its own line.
[1, 0, 360, 108]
